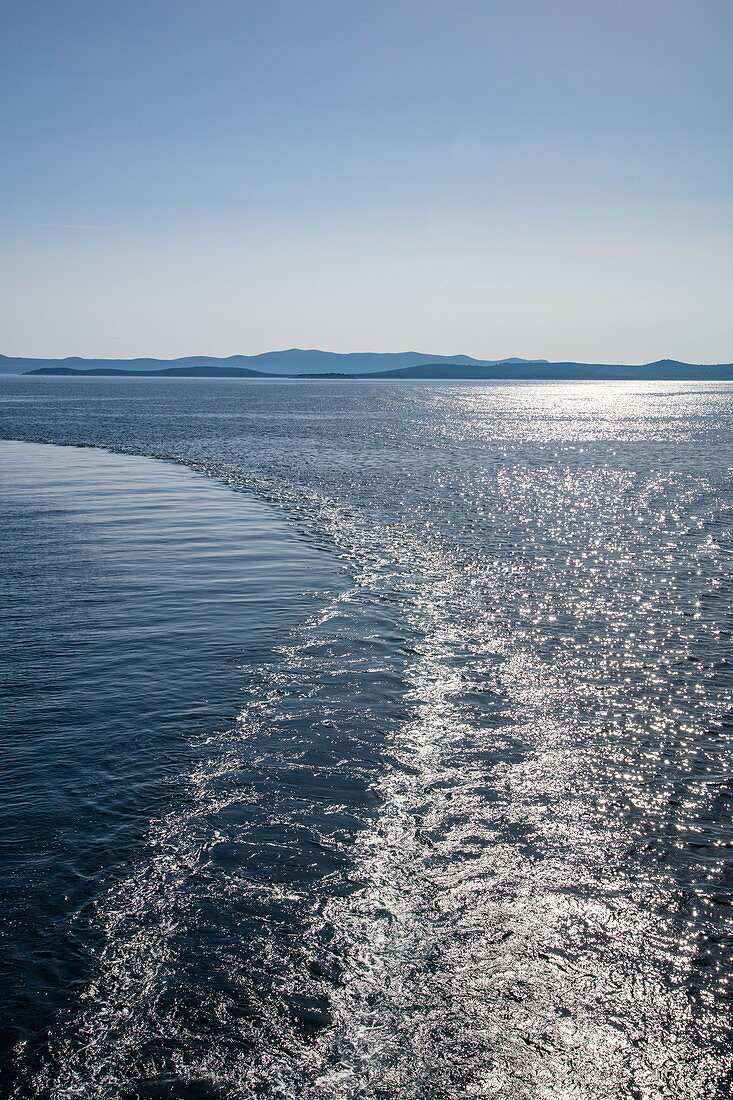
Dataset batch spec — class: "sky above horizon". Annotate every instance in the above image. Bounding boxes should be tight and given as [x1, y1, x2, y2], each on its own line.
[1, 0, 731, 363]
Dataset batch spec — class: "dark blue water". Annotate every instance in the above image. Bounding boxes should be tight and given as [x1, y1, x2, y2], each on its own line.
[0, 440, 342, 1097]
[1, 378, 732, 1098]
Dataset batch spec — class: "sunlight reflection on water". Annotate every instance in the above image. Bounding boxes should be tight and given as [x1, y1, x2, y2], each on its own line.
[1, 379, 732, 1098]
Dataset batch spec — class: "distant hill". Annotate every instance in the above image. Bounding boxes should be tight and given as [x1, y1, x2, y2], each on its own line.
[365, 359, 733, 381]
[24, 365, 268, 378]
[5, 352, 732, 381]
[0, 350, 547, 376]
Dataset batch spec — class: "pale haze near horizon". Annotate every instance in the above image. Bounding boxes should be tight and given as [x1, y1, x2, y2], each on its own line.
[1, 0, 731, 364]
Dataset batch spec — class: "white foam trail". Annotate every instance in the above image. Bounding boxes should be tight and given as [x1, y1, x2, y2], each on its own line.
[25, 466, 733, 1099]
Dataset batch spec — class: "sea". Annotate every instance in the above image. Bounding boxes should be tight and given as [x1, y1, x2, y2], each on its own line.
[1, 376, 732, 1099]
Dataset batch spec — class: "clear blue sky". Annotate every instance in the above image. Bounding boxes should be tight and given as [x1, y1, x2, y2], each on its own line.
[1, 0, 731, 362]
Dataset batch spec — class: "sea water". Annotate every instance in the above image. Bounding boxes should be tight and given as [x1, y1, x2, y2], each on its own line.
[1, 378, 731, 1098]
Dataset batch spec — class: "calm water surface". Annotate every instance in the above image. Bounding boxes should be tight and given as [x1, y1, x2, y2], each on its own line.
[1, 378, 732, 1099]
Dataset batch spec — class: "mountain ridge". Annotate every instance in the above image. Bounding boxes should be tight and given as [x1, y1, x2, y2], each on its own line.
[3, 351, 732, 381]
[0, 350, 548, 376]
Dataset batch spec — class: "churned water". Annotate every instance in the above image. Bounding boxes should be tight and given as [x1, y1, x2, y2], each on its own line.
[1, 378, 732, 1099]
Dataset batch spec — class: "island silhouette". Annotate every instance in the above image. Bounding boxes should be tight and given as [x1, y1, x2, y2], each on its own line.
[2, 350, 732, 381]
